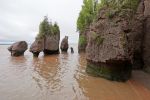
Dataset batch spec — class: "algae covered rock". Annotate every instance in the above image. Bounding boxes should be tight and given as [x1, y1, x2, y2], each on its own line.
[8, 41, 28, 56]
[143, 0, 150, 73]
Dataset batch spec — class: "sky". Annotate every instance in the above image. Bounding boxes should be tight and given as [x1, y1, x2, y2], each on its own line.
[0, 0, 83, 43]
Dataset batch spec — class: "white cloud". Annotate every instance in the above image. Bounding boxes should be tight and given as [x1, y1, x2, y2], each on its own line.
[0, 0, 83, 43]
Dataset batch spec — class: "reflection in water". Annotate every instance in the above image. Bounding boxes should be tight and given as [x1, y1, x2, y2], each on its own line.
[0, 45, 150, 100]
[32, 55, 62, 91]
[31, 52, 87, 100]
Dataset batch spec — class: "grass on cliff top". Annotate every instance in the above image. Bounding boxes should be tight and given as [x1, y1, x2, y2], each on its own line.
[77, 0, 140, 35]
[100, 0, 140, 11]
[100, 0, 140, 19]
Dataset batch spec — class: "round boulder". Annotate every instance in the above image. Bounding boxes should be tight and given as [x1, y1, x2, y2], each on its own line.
[8, 41, 28, 56]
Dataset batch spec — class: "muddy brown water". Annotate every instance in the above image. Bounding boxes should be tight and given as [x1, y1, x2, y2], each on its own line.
[0, 44, 150, 100]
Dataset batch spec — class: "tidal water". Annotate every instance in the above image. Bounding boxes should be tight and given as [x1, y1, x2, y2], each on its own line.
[0, 44, 150, 100]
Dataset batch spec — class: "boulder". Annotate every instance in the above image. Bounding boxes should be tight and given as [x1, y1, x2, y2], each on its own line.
[43, 34, 60, 55]
[30, 38, 44, 57]
[8, 41, 28, 56]
[60, 36, 69, 52]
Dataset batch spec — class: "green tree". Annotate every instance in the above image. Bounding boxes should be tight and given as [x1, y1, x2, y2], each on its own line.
[37, 16, 60, 38]
[77, 0, 99, 33]
[52, 22, 60, 35]
[38, 16, 50, 38]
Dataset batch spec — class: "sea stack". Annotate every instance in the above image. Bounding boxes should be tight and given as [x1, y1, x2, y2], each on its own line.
[70, 47, 74, 53]
[30, 16, 60, 57]
[143, 0, 150, 73]
[86, 0, 147, 81]
[60, 36, 69, 52]
[8, 41, 28, 56]
[30, 38, 44, 57]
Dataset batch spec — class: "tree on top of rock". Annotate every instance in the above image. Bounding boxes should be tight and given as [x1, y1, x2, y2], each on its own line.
[52, 22, 60, 35]
[77, 0, 99, 33]
[37, 16, 60, 38]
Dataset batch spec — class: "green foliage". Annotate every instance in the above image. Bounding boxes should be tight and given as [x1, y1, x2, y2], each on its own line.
[96, 36, 104, 45]
[37, 16, 60, 38]
[77, 0, 140, 33]
[52, 22, 60, 35]
[106, 10, 116, 19]
[77, 0, 99, 33]
[91, 31, 104, 45]
[79, 35, 87, 46]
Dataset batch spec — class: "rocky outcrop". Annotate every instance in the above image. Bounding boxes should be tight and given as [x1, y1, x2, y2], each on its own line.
[30, 38, 44, 57]
[30, 34, 60, 57]
[85, 0, 150, 81]
[30, 17, 60, 57]
[71, 47, 74, 53]
[60, 36, 69, 52]
[143, 0, 150, 73]
[44, 34, 60, 55]
[8, 41, 28, 56]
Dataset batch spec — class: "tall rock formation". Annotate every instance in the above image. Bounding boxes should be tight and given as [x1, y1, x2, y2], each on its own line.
[30, 16, 60, 57]
[60, 36, 69, 52]
[86, 0, 150, 81]
[143, 0, 150, 73]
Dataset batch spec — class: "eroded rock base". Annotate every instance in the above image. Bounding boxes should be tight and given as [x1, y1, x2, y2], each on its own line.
[86, 60, 132, 82]
[32, 52, 40, 57]
[44, 49, 59, 55]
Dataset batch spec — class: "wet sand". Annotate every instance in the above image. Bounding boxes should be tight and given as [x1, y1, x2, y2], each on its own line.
[0, 44, 150, 100]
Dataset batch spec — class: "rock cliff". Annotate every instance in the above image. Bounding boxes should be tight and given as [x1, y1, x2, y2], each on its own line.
[86, 0, 150, 81]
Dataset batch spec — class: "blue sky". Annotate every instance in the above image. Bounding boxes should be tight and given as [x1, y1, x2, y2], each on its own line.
[0, 0, 83, 43]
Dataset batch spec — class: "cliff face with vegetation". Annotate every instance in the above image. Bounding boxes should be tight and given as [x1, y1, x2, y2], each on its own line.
[77, 0, 99, 52]
[83, 0, 150, 81]
[30, 16, 60, 56]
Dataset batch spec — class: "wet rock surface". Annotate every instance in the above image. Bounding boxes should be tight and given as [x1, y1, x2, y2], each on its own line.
[60, 36, 69, 52]
[8, 41, 28, 56]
